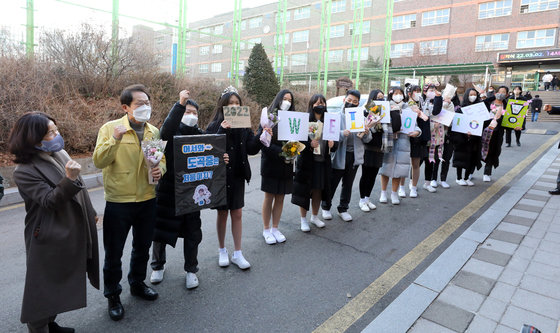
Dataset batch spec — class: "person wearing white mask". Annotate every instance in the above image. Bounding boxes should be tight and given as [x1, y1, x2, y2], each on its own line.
[93, 84, 166, 321]
[150, 90, 229, 289]
[260, 89, 295, 244]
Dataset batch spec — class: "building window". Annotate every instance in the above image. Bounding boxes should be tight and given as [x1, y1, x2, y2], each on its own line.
[349, 21, 371, 34]
[291, 54, 308, 66]
[331, 0, 347, 13]
[276, 11, 291, 22]
[200, 27, 211, 38]
[328, 50, 344, 63]
[330, 24, 345, 38]
[475, 33, 509, 51]
[520, 0, 559, 13]
[422, 9, 450, 26]
[185, 49, 191, 58]
[199, 64, 209, 73]
[274, 57, 289, 68]
[199, 46, 209, 56]
[211, 63, 221, 73]
[212, 44, 222, 54]
[274, 33, 290, 45]
[246, 38, 262, 49]
[392, 14, 416, 30]
[293, 6, 311, 20]
[419, 39, 448, 55]
[214, 25, 224, 35]
[293, 30, 309, 43]
[248, 16, 263, 29]
[351, 0, 373, 8]
[241, 20, 247, 30]
[479, 0, 512, 18]
[347, 47, 369, 61]
[516, 29, 556, 48]
[390, 43, 414, 58]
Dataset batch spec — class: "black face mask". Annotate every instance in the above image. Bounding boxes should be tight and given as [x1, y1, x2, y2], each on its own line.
[313, 105, 326, 115]
[377, 97, 385, 101]
[345, 102, 357, 109]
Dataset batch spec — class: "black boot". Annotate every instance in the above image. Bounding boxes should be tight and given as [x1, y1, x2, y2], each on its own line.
[130, 282, 158, 300]
[47, 322, 75, 333]
[108, 295, 124, 321]
[549, 188, 560, 195]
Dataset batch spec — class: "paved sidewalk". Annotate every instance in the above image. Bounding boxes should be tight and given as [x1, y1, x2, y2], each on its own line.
[363, 146, 560, 333]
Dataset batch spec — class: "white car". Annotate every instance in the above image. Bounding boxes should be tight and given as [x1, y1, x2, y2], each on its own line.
[326, 94, 370, 113]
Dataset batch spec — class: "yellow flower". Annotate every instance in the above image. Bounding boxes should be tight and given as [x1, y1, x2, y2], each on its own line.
[290, 146, 296, 153]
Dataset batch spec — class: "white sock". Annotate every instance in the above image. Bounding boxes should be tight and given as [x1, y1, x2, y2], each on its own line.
[365, 196, 369, 202]
[301, 217, 308, 223]
[360, 197, 366, 203]
[263, 228, 271, 234]
[219, 247, 227, 254]
[233, 250, 242, 258]
[392, 191, 398, 196]
[271, 227, 278, 233]
[399, 185, 405, 190]
[311, 215, 318, 221]
[381, 190, 387, 195]
[411, 186, 417, 190]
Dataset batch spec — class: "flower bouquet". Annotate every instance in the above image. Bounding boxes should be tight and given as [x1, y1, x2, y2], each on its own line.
[308, 121, 323, 155]
[279, 141, 305, 164]
[259, 107, 280, 147]
[141, 139, 167, 184]
[366, 104, 383, 131]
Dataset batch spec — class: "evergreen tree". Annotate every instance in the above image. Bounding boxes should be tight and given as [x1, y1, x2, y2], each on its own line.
[243, 43, 280, 107]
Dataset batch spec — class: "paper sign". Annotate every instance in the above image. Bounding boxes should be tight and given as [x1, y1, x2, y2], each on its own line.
[432, 108, 455, 126]
[278, 110, 309, 141]
[373, 101, 391, 124]
[400, 109, 418, 134]
[322, 112, 341, 141]
[173, 134, 227, 215]
[461, 102, 491, 120]
[442, 84, 457, 100]
[502, 99, 528, 129]
[345, 107, 365, 133]
[223, 106, 251, 128]
[451, 113, 483, 136]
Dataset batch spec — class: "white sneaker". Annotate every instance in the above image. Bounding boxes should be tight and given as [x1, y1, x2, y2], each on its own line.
[391, 192, 400, 205]
[410, 186, 418, 198]
[379, 191, 388, 203]
[322, 209, 333, 220]
[263, 230, 277, 244]
[468, 174, 473, 181]
[310, 216, 325, 228]
[218, 249, 229, 267]
[398, 186, 407, 198]
[271, 229, 286, 243]
[231, 253, 251, 270]
[423, 183, 437, 193]
[338, 211, 352, 222]
[185, 272, 199, 289]
[456, 179, 467, 186]
[300, 219, 311, 232]
[483, 175, 491, 182]
[430, 180, 438, 188]
[466, 180, 475, 186]
[150, 269, 165, 284]
[359, 201, 370, 212]
[366, 201, 377, 210]
[440, 181, 450, 189]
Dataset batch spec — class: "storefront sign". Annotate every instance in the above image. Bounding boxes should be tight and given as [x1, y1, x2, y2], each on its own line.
[497, 49, 560, 63]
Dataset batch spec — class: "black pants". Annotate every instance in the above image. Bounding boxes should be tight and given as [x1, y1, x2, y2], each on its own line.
[103, 199, 156, 297]
[359, 165, 380, 198]
[484, 163, 494, 176]
[151, 218, 202, 273]
[27, 315, 56, 333]
[505, 128, 521, 145]
[457, 168, 474, 180]
[322, 152, 358, 213]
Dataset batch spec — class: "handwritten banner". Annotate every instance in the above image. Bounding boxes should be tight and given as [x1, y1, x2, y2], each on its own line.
[461, 102, 492, 120]
[432, 108, 455, 126]
[400, 108, 418, 134]
[322, 112, 341, 141]
[502, 99, 528, 129]
[278, 110, 309, 141]
[451, 113, 483, 136]
[223, 106, 251, 128]
[345, 106, 366, 133]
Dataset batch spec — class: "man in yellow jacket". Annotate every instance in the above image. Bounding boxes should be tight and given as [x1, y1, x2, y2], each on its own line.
[93, 84, 166, 321]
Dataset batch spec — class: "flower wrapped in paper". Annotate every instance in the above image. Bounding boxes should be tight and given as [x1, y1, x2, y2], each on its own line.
[366, 104, 383, 131]
[141, 139, 167, 184]
[279, 141, 305, 164]
[308, 121, 323, 155]
[259, 107, 280, 147]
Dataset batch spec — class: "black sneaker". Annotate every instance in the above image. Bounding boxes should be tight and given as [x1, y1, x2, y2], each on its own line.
[130, 282, 158, 300]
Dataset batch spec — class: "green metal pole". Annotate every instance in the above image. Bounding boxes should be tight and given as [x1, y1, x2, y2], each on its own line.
[355, 0, 364, 89]
[322, 0, 332, 95]
[280, 0, 287, 87]
[316, 0, 326, 89]
[111, 0, 119, 64]
[230, 0, 242, 86]
[25, 0, 34, 58]
[177, 0, 187, 75]
[235, 0, 242, 87]
[381, 0, 394, 92]
[349, 1, 358, 79]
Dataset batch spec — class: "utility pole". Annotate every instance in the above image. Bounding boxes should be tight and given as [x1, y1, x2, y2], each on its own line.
[230, 0, 242, 86]
[355, 0, 365, 89]
[316, 0, 326, 89]
[275, 0, 287, 87]
[381, 0, 394, 92]
[111, 0, 119, 73]
[349, 0, 364, 89]
[322, 0, 332, 95]
[25, 0, 34, 58]
[177, 0, 187, 75]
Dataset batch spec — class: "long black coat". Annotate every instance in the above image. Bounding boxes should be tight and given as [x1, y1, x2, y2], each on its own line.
[154, 103, 202, 247]
[14, 150, 99, 324]
[482, 96, 504, 168]
[451, 110, 482, 171]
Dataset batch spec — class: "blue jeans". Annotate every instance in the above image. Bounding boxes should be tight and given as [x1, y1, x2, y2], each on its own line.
[532, 112, 539, 122]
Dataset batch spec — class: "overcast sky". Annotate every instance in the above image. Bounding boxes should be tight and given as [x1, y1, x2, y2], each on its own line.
[1, 0, 275, 40]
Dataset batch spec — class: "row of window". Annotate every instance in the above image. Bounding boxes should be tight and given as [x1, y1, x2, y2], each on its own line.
[394, 0, 558, 30]
[390, 28, 557, 57]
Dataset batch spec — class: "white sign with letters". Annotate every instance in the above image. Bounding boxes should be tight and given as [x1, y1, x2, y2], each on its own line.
[400, 109, 418, 134]
[322, 112, 341, 142]
[278, 111, 309, 141]
[345, 107, 366, 133]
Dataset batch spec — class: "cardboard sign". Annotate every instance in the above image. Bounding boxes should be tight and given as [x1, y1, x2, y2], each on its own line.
[502, 99, 528, 129]
[223, 106, 251, 128]
[278, 110, 309, 141]
[173, 134, 227, 215]
[400, 108, 418, 134]
[461, 102, 491, 120]
[451, 113, 483, 136]
[432, 108, 455, 126]
[322, 112, 341, 142]
[345, 106, 366, 133]
[373, 101, 391, 124]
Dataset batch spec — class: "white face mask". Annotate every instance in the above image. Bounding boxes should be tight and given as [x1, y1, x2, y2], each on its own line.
[413, 92, 422, 102]
[468, 95, 477, 102]
[181, 114, 198, 127]
[280, 100, 291, 111]
[392, 94, 404, 103]
[133, 105, 151, 123]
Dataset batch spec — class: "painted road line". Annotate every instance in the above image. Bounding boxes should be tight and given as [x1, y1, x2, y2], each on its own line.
[313, 132, 560, 333]
[0, 186, 104, 212]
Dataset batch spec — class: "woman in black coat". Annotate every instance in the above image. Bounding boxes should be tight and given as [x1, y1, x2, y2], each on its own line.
[260, 89, 296, 244]
[482, 86, 506, 182]
[504, 86, 526, 147]
[291, 94, 336, 232]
